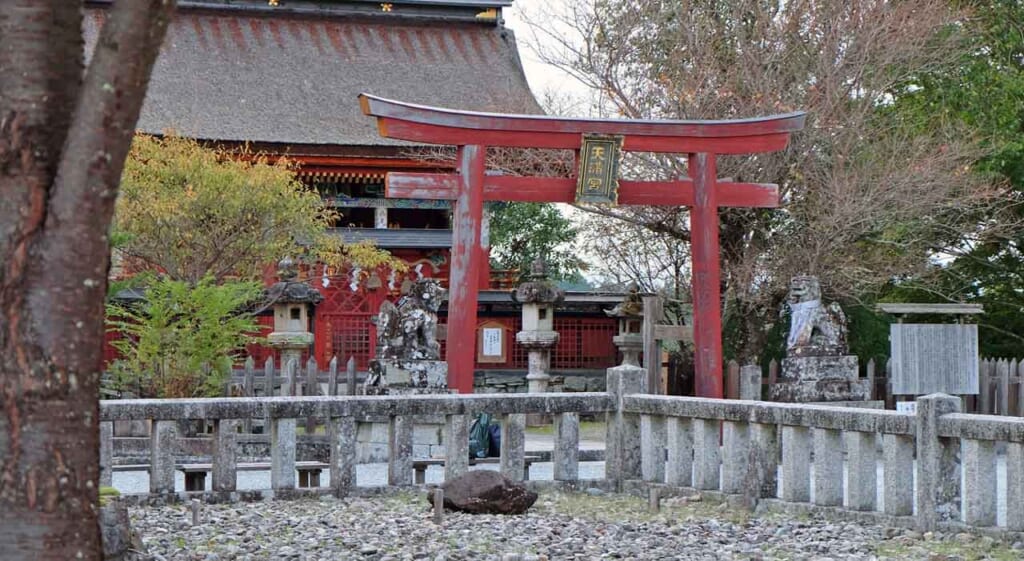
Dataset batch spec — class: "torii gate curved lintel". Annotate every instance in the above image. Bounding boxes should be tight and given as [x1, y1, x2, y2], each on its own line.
[359, 94, 806, 397]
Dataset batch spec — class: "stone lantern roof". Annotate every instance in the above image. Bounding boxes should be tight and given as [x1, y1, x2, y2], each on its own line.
[262, 257, 324, 306]
[512, 259, 565, 305]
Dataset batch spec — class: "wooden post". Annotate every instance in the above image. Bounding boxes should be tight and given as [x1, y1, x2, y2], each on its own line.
[998, 359, 1010, 416]
[305, 357, 318, 434]
[866, 358, 876, 401]
[264, 358, 275, 434]
[432, 488, 445, 525]
[346, 356, 357, 396]
[689, 152, 723, 399]
[1007, 360, 1015, 415]
[1017, 359, 1024, 418]
[725, 360, 740, 399]
[243, 357, 255, 433]
[979, 360, 992, 415]
[642, 295, 663, 395]
[328, 355, 338, 397]
[265, 358, 275, 397]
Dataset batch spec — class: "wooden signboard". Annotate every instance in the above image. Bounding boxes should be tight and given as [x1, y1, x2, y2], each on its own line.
[890, 324, 979, 395]
[476, 321, 506, 363]
[576, 134, 624, 204]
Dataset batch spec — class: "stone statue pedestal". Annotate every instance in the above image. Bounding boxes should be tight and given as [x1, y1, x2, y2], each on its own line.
[365, 359, 450, 396]
[769, 355, 871, 402]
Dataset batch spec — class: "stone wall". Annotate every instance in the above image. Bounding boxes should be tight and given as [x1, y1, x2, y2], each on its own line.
[474, 369, 606, 394]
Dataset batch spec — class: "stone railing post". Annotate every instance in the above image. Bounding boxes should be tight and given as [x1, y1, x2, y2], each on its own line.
[742, 422, 778, 508]
[964, 437, 996, 526]
[329, 416, 357, 497]
[444, 414, 470, 481]
[641, 415, 666, 483]
[665, 417, 693, 487]
[883, 434, 914, 516]
[211, 419, 238, 493]
[500, 414, 527, 481]
[150, 420, 177, 495]
[388, 415, 413, 486]
[781, 425, 810, 502]
[846, 431, 877, 511]
[553, 412, 580, 481]
[692, 418, 721, 490]
[271, 417, 297, 491]
[1007, 441, 1024, 531]
[606, 363, 646, 487]
[99, 421, 113, 488]
[721, 420, 750, 494]
[813, 428, 843, 507]
[915, 393, 961, 531]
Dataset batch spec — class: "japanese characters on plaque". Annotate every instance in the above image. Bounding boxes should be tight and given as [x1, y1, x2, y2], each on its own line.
[476, 321, 507, 363]
[575, 134, 624, 205]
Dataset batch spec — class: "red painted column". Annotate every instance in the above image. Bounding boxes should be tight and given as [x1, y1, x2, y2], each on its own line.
[688, 152, 724, 399]
[447, 145, 486, 393]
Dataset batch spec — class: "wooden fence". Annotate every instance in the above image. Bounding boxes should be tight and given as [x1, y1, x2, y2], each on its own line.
[720, 357, 1024, 416]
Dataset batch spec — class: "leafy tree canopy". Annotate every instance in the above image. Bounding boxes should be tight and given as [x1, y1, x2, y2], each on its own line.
[106, 276, 261, 398]
[884, 0, 1024, 357]
[115, 134, 399, 284]
[488, 202, 585, 282]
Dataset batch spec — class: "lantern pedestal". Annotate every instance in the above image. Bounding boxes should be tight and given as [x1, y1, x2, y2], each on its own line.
[364, 359, 449, 395]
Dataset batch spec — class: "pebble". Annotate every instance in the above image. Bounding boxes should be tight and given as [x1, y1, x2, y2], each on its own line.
[125, 492, 984, 560]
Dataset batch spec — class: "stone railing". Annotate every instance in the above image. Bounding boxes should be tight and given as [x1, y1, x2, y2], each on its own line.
[101, 363, 1024, 535]
[624, 385, 1024, 534]
[99, 392, 612, 499]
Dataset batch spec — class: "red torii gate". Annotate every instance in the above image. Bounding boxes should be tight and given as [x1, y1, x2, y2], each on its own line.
[359, 94, 805, 396]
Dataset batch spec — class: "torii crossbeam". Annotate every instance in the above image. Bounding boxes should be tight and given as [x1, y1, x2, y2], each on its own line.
[360, 94, 805, 396]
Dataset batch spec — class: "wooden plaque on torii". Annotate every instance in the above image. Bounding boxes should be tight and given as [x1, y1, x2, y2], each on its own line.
[359, 94, 805, 396]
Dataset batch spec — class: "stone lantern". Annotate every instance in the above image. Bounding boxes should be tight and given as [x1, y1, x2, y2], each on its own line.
[514, 259, 565, 393]
[264, 256, 323, 374]
[606, 283, 644, 367]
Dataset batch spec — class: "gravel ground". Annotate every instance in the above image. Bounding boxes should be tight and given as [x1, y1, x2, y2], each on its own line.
[129, 491, 1024, 561]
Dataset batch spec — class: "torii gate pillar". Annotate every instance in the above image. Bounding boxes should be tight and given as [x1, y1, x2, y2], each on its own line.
[359, 94, 805, 396]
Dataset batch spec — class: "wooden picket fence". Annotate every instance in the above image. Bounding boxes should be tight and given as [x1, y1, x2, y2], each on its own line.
[721, 357, 1024, 416]
[227, 355, 363, 434]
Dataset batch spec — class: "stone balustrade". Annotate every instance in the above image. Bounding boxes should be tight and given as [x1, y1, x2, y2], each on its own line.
[100, 392, 611, 499]
[100, 363, 1024, 535]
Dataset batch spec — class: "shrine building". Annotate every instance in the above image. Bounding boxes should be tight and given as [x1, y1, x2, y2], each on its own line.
[89, 0, 621, 387]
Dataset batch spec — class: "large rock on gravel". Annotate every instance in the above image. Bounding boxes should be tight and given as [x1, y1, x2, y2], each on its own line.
[433, 470, 538, 515]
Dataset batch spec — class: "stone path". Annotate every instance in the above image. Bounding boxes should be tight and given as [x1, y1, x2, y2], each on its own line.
[129, 491, 1023, 561]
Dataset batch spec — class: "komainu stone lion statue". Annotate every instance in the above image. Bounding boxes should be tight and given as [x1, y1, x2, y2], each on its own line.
[372, 279, 446, 361]
[786, 275, 847, 357]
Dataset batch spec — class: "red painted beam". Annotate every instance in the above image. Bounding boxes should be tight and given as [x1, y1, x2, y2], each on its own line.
[360, 93, 806, 143]
[375, 120, 795, 155]
[446, 146, 486, 394]
[387, 173, 780, 208]
[689, 153, 724, 399]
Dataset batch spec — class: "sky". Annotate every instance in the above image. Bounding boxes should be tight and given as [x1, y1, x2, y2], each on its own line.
[501, 2, 593, 113]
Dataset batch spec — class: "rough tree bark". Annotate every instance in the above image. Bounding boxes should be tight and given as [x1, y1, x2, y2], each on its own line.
[0, 1, 175, 559]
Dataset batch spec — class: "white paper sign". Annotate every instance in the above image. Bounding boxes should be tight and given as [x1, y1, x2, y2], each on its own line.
[481, 328, 503, 357]
[895, 401, 917, 414]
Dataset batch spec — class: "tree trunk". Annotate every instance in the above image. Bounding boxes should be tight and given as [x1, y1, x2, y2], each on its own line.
[0, 1, 175, 559]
